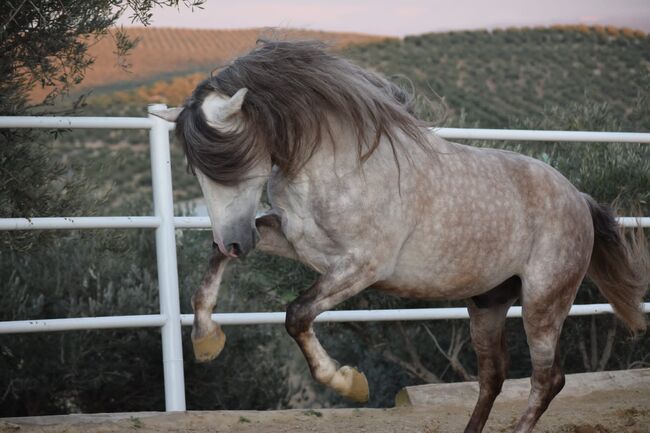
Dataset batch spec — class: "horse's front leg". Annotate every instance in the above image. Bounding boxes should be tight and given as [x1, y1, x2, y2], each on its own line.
[285, 258, 379, 403]
[191, 247, 230, 362]
[254, 213, 380, 402]
[191, 213, 292, 363]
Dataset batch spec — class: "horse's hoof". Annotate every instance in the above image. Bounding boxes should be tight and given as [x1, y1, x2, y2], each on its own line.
[339, 366, 370, 403]
[192, 326, 226, 362]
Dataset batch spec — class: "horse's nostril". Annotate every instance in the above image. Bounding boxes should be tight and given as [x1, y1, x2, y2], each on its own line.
[228, 243, 242, 257]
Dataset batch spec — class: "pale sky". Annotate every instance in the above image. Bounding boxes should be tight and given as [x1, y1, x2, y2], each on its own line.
[118, 0, 650, 36]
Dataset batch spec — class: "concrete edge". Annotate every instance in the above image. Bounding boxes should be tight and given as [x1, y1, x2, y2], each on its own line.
[395, 368, 650, 407]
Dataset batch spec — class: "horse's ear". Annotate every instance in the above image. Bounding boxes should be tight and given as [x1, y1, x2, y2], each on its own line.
[150, 107, 183, 122]
[203, 88, 248, 131]
[221, 88, 248, 118]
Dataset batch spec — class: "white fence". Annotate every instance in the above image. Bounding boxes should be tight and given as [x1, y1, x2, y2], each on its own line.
[0, 107, 649, 412]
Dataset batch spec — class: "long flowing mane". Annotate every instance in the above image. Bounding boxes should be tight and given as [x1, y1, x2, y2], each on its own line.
[176, 39, 430, 185]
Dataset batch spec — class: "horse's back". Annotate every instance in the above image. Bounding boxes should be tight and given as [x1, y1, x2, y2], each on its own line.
[381, 138, 594, 299]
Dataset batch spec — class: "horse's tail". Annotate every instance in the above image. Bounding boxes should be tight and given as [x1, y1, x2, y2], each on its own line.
[585, 195, 649, 334]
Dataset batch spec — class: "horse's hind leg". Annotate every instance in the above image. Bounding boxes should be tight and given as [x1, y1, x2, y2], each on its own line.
[512, 273, 584, 433]
[190, 249, 230, 362]
[464, 277, 519, 433]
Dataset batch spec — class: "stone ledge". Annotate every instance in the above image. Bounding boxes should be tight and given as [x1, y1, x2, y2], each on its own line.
[395, 368, 650, 407]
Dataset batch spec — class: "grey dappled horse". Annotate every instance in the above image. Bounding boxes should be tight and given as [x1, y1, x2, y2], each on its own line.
[154, 40, 649, 433]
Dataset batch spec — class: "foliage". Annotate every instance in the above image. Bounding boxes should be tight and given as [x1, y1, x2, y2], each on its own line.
[0, 0, 203, 250]
[0, 0, 123, 250]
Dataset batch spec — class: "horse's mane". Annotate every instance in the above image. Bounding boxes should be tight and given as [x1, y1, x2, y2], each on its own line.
[176, 39, 430, 185]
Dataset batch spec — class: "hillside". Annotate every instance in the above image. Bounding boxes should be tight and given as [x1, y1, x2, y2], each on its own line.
[345, 25, 649, 129]
[82, 26, 649, 130]
[32, 27, 390, 100]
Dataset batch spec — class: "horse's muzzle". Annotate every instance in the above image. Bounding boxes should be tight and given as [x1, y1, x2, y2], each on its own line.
[223, 226, 259, 258]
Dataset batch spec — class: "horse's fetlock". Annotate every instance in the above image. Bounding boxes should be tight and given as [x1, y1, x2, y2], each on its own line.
[312, 365, 337, 385]
[192, 318, 217, 339]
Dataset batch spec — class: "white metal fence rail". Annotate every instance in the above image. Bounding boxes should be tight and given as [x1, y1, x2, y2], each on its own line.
[0, 109, 648, 412]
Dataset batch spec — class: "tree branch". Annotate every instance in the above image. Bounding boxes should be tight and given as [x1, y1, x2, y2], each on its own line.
[577, 331, 592, 371]
[597, 317, 617, 371]
[380, 347, 441, 383]
[347, 322, 441, 383]
[423, 324, 476, 381]
[590, 316, 599, 371]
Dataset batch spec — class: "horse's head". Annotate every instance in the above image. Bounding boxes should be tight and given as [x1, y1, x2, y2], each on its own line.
[152, 39, 432, 258]
[154, 87, 271, 258]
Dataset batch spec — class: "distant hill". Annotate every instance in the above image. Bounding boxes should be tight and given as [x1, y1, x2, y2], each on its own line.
[32, 27, 390, 100]
[344, 25, 649, 129]
[84, 26, 649, 132]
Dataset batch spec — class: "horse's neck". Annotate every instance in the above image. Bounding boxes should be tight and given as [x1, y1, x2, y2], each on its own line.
[267, 126, 443, 213]
[299, 127, 442, 183]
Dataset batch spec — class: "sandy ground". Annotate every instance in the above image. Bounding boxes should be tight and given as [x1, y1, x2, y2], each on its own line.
[1, 386, 648, 433]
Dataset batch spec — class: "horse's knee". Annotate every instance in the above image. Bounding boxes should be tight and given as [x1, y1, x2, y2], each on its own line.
[285, 300, 315, 337]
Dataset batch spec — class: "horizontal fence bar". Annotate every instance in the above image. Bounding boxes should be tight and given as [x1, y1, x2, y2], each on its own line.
[173, 216, 211, 229]
[0, 116, 156, 130]
[0, 216, 161, 230]
[2, 303, 647, 335]
[1, 215, 647, 230]
[0, 315, 166, 334]
[179, 303, 650, 326]
[617, 217, 650, 228]
[433, 128, 650, 143]
[0, 117, 647, 141]
[0, 216, 205, 230]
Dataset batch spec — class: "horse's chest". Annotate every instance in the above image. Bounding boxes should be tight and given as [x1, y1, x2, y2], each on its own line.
[268, 182, 339, 273]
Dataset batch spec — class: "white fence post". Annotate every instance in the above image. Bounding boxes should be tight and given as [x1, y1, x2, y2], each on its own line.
[148, 104, 186, 411]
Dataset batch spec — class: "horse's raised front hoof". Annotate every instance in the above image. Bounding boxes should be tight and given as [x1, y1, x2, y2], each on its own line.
[337, 366, 369, 403]
[191, 326, 226, 362]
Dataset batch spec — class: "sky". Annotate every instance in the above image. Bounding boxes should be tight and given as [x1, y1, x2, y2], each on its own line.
[117, 0, 650, 36]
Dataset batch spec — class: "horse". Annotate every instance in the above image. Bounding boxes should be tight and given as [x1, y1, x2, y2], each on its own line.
[153, 40, 649, 433]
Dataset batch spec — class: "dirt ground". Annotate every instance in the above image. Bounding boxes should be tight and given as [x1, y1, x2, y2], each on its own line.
[1, 386, 648, 433]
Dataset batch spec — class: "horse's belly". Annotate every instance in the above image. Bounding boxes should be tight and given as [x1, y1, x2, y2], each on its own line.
[376, 221, 529, 300]
[373, 266, 510, 300]
[372, 279, 475, 300]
